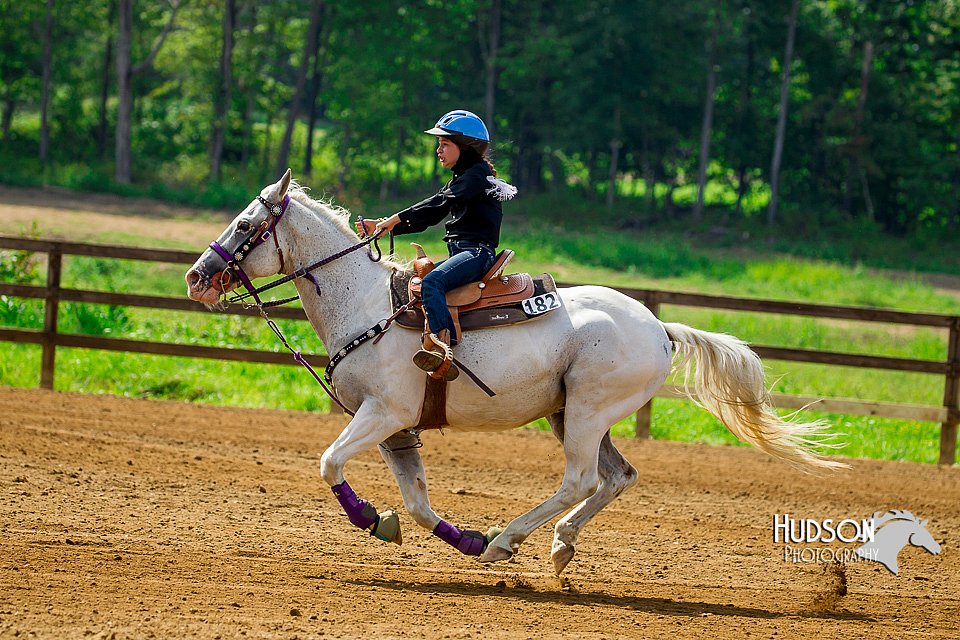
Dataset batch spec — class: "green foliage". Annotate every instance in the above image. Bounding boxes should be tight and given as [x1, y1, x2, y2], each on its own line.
[0, 229, 43, 327]
[60, 303, 131, 337]
[2, 0, 959, 235]
[0, 247, 40, 285]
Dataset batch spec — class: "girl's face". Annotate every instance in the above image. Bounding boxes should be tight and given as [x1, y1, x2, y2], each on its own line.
[436, 137, 460, 169]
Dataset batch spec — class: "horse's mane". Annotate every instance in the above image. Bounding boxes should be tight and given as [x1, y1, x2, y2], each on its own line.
[287, 182, 407, 271]
[287, 182, 355, 236]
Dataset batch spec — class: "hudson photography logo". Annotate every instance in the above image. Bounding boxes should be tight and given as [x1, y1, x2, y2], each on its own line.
[773, 509, 941, 575]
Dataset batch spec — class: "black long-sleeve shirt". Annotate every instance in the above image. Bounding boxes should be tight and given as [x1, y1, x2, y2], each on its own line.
[393, 155, 502, 248]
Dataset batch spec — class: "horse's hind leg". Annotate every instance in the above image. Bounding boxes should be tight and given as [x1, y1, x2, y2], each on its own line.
[480, 408, 607, 563]
[550, 431, 638, 575]
[379, 431, 500, 556]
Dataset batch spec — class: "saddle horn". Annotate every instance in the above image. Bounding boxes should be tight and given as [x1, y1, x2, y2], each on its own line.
[410, 243, 434, 280]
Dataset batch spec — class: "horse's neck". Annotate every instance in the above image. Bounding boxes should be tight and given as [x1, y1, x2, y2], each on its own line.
[284, 205, 393, 351]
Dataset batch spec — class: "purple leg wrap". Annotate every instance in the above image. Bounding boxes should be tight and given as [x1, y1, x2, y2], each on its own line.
[433, 520, 488, 556]
[331, 481, 378, 531]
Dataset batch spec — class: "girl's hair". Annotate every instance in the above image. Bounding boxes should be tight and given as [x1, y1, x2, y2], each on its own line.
[484, 154, 497, 177]
[458, 142, 497, 176]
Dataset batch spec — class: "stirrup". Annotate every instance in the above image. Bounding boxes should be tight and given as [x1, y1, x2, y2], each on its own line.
[413, 349, 460, 381]
[413, 332, 459, 381]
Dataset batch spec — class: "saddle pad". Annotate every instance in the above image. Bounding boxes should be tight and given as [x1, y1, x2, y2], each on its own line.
[390, 269, 560, 332]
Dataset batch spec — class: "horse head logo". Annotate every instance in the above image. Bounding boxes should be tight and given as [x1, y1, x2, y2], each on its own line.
[854, 510, 941, 575]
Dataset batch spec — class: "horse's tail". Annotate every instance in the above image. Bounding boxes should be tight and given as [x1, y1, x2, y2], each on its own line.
[661, 322, 847, 473]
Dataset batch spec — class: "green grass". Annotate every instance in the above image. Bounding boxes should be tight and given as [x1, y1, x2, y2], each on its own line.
[2, 198, 959, 465]
[11, 344, 334, 412]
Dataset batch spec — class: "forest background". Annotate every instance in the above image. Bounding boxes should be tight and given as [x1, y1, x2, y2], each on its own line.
[2, 0, 959, 248]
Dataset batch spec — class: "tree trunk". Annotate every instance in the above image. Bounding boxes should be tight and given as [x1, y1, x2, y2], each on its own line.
[379, 172, 389, 203]
[664, 181, 677, 220]
[304, 58, 320, 177]
[606, 104, 622, 209]
[210, 0, 236, 182]
[1, 98, 14, 141]
[39, 0, 54, 166]
[479, 0, 502, 133]
[261, 110, 274, 172]
[734, 8, 755, 218]
[515, 124, 544, 194]
[337, 122, 351, 195]
[96, 3, 115, 160]
[767, 0, 800, 227]
[641, 122, 655, 213]
[240, 92, 254, 175]
[276, 0, 324, 177]
[115, 0, 133, 184]
[115, 0, 180, 184]
[304, 5, 329, 177]
[548, 150, 563, 191]
[845, 40, 874, 220]
[950, 126, 960, 231]
[393, 77, 408, 198]
[239, 3, 259, 176]
[693, 10, 720, 222]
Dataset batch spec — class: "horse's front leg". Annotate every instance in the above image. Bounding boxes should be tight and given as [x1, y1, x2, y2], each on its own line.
[319, 402, 406, 544]
[379, 431, 501, 557]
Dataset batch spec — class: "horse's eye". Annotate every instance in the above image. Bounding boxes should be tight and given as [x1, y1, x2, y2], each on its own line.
[236, 220, 252, 233]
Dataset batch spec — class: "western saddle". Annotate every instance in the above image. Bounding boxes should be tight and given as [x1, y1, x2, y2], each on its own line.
[406, 243, 534, 345]
[392, 243, 559, 430]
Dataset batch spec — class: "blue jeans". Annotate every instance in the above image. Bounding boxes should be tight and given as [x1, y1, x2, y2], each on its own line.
[421, 240, 496, 346]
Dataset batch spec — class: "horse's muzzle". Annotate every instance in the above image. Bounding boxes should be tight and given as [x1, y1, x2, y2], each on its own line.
[185, 267, 228, 305]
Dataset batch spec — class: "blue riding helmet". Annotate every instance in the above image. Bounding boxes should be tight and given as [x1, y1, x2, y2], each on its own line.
[424, 110, 490, 143]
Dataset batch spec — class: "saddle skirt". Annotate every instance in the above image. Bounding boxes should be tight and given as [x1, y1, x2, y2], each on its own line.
[391, 246, 561, 336]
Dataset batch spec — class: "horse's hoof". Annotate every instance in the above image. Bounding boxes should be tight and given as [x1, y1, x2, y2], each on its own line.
[372, 510, 402, 545]
[479, 540, 514, 563]
[484, 526, 504, 545]
[551, 541, 576, 575]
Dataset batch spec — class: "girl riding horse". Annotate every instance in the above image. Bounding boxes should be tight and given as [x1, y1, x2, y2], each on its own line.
[357, 110, 516, 381]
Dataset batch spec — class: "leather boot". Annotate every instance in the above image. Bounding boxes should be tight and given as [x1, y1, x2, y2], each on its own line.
[412, 329, 460, 381]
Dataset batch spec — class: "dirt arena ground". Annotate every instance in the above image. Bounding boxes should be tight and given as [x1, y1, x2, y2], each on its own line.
[0, 388, 958, 639]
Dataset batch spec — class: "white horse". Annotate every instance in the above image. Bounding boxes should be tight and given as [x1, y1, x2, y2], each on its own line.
[185, 170, 844, 575]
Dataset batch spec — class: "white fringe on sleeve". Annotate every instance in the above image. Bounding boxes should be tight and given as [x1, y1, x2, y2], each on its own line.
[485, 176, 518, 201]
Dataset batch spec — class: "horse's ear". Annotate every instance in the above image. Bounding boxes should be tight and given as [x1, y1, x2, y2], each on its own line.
[276, 168, 292, 199]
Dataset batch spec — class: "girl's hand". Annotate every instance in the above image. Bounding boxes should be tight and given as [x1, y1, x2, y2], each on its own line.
[355, 218, 380, 237]
[375, 214, 401, 235]
[355, 214, 400, 237]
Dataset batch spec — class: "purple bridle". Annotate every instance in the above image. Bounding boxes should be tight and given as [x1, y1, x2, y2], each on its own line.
[204, 193, 389, 414]
[208, 194, 291, 306]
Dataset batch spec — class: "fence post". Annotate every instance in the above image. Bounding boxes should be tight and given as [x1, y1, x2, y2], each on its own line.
[939, 318, 960, 465]
[635, 293, 660, 439]
[40, 245, 62, 390]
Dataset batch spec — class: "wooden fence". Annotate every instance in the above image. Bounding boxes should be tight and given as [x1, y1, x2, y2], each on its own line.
[1, 235, 957, 465]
